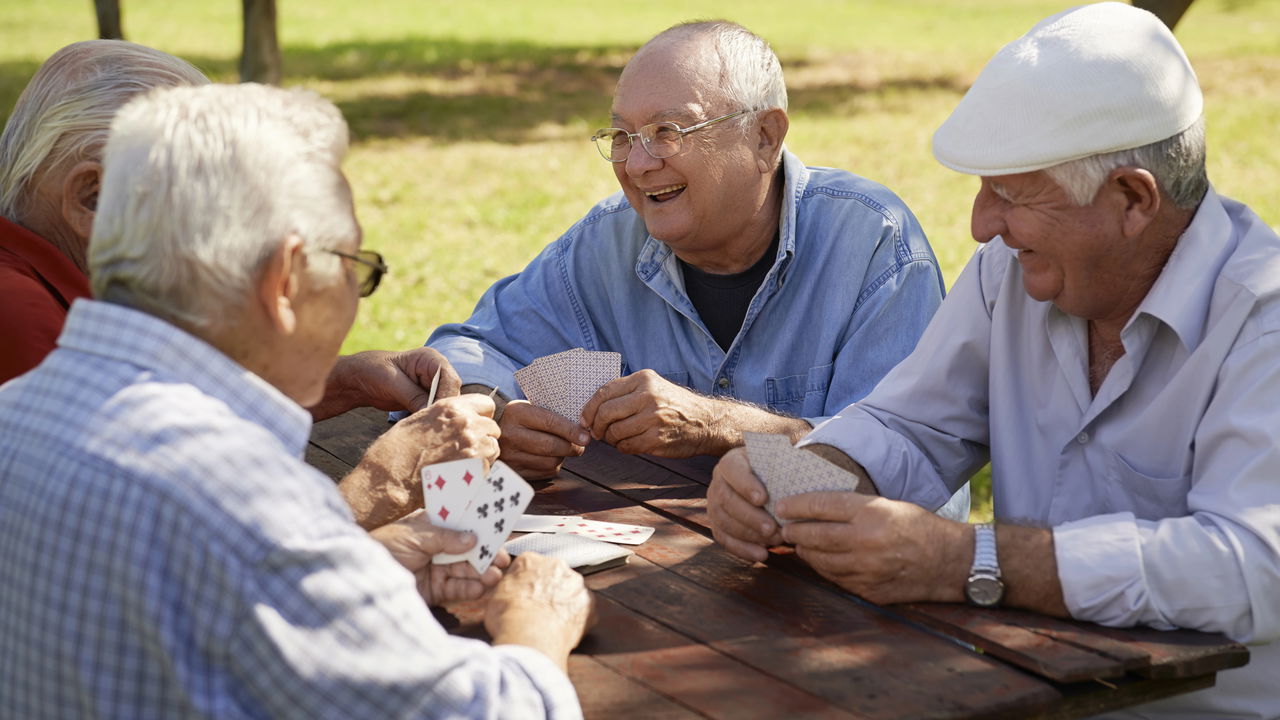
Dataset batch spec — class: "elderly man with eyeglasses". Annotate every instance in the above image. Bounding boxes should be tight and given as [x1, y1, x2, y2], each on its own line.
[427, 21, 965, 519]
[0, 83, 593, 719]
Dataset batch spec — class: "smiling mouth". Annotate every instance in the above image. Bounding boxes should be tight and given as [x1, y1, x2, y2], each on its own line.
[645, 184, 686, 203]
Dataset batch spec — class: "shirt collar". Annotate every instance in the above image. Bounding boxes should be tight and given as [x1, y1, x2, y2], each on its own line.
[56, 299, 313, 454]
[0, 216, 92, 308]
[1130, 186, 1234, 352]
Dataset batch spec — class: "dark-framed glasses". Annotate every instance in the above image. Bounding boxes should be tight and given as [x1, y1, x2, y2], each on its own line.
[329, 249, 387, 297]
[591, 109, 750, 163]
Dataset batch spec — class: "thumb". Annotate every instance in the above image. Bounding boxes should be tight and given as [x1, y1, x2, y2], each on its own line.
[427, 526, 478, 556]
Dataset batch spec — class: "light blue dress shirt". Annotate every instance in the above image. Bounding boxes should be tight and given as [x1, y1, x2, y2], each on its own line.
[0, 300, 581, 720]
[428, 150, 945, 424]
[803, 189, 1280, 719]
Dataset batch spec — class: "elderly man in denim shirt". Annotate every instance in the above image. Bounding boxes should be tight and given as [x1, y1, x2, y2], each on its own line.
[429, 21, 958, 513]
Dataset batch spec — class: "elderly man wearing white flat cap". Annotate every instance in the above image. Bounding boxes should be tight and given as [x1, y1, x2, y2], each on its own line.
[707, 3, 1280, 716]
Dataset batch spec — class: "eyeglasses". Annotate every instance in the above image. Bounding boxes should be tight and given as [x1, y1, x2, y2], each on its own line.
[591, 109, 750, 163]
[328, 249, 387, 297]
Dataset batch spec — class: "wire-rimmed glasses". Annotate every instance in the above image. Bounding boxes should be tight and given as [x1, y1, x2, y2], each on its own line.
[591, 109, 750, 163]
[329, 249, 387, 297]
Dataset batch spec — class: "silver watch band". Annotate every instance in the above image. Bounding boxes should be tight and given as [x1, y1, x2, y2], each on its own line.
[972, 523, 1000, 575]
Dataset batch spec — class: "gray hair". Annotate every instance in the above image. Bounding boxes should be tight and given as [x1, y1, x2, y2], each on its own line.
[652, 21, 788, 115]
[90, 84, 355, 330]
[0, 40, 208, 221]
[1044, 117, 1208, 210]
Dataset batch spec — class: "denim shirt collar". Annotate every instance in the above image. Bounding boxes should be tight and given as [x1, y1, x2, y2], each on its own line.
[57, 298, 313, 455]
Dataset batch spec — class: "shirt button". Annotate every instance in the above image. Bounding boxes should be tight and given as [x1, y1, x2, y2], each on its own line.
[717, 377, 730, 388]
[1076, 431, 1089, 444]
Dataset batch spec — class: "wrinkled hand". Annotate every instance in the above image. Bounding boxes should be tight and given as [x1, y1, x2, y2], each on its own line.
[497, 401, 590, 480]
[370, 509, 509, 606]
[580, 370, 719, 457]
[484, 553, 595, 670]
[360, 347, 462, 412]
[708, 447, 783, 562]
[314, 348, 462, 421]
[344, 394, 500, 528]
[778, 492, 965, 605]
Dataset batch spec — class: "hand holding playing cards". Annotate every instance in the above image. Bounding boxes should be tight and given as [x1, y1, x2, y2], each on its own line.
[370, 509, 508, 606]
[484, 553, 594, 673]
[581, 369, 720, 457]
[497, 400, 590, 480]
[779, 492, 966, 605]
[310, 348, 462, 421]
[708, 447, 783, 562]
[340, 393, 500, 529]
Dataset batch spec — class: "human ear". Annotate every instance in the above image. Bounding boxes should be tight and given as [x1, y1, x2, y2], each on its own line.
[60, 160, 101, 243]
[753, 108, 789, 173]
[258, 234, 305, 335]
[1108, 167, 1160, 239]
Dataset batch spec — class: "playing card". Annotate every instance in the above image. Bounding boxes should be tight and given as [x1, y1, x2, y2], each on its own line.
[435, 461, 534, 573]
[744, 432, 860, 523]
[420, 458, 485, 529]
[515, 348, 622, 421]
[558, 518, 655, 545]
[513, 514, 583, 533]
[504, 532, 632, 574]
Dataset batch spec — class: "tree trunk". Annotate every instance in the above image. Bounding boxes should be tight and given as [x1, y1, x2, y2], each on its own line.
[94, 0, 124, 40]
[240, 0, 282, 85]
[1132, 0, 1196, 30]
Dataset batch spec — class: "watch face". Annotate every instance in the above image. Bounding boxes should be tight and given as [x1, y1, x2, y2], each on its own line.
[967, 575, 1004, 607]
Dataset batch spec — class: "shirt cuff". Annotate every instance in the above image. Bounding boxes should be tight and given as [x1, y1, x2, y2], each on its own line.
[491, 644, 583, 720]
[428, 337, 524, 400]
[1053, 512, 1174, 630]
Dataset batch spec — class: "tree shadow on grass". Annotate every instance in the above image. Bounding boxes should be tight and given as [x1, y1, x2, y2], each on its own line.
[0, 36, 969, 144]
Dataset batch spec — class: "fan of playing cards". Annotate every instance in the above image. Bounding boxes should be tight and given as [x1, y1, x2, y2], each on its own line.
[422, 458, 534, 573]
[743, 432, 861, 524]
[514, 348, 622, 421]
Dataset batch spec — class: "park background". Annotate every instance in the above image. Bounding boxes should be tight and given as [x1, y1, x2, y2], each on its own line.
[4, 0, 1278, 519]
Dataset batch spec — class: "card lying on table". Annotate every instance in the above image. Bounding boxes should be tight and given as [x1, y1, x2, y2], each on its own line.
[504, 532, 633, 575]
[421, 459, 533, 573]
[514, 348, 622, 421]
[514, 514, 655, 545]
[743, 432, 861, 524]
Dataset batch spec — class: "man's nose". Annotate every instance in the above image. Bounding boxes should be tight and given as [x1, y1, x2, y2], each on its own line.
[624, 141, 662, 177]
[970, 187, 1007, 244]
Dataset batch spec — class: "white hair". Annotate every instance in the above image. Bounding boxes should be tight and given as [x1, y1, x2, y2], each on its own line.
[654, 21, 788, 115]
[1044, 116, 1208, 210]
[0, 40, 208, 221]
[90, 84, 355, 330]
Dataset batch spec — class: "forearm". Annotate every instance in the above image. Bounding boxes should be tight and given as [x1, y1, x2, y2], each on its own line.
[702, 398, 812, 456]
[310, 354, 366, 421]
[492, 624, 575, 674]
[997, 524, 1069, 616]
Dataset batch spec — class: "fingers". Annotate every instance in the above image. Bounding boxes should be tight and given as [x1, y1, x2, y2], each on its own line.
[776, 491, 872, 524]
[498, 402, 587, 479]
[434, 392, 497, 419]
[579, 375, 637, 427]
[708, 449, 781, 562]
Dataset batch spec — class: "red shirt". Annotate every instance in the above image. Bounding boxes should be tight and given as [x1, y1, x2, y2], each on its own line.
[0, 216, 92, 384]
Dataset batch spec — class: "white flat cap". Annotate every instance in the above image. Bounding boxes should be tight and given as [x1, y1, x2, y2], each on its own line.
[932, 2, 1202, 176]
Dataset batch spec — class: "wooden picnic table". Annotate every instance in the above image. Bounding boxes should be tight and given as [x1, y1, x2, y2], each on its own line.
[307, 406, 1249, 720]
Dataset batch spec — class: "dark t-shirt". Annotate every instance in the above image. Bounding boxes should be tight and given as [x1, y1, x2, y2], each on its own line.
[679, 234, 780, 352]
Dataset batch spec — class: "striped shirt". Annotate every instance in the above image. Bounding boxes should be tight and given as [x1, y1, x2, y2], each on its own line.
[0, 299, 580, 720]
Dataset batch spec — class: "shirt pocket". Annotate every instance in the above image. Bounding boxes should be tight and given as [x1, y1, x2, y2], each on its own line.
[1102, 450, 1190, 520]
[765, 363, 834, 418]
[654, 369, 690, 387]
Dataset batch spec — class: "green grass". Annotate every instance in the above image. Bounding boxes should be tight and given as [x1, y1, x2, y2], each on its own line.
[4, 0, 1278, 521]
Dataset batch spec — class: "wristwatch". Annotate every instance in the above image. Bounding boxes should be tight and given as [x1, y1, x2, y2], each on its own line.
[965, 523, 1004, 607]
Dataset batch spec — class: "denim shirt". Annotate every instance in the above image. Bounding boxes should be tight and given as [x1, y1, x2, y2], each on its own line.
[429, 150, 945, 426]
